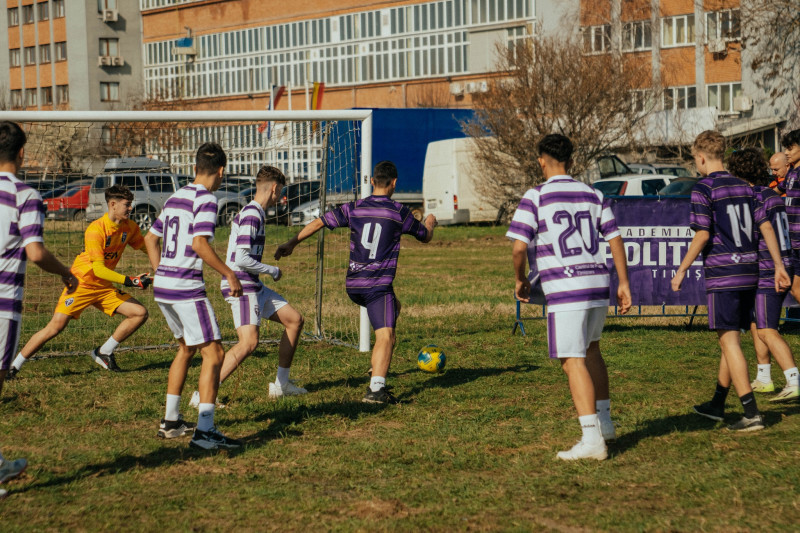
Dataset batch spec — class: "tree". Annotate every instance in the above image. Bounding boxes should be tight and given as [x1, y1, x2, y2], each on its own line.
[464, 35, 654, 217]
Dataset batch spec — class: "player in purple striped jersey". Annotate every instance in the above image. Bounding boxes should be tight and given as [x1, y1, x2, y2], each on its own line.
[144, 143, 244, 450]
[187, 165, 306, 407]
[777, 129, 800, 302]
[275, 161, 436, 405]
[672, 131, 791, 432]
[728, 148, 799, 402]
[507, 134, 631, 461]
[0, 121, 78, 497]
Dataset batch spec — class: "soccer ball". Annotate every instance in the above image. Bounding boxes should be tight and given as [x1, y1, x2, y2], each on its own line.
[417, 344, 446, 373]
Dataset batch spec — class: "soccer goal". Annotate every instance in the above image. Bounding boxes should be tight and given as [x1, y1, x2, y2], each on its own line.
[0, 109, 374, 355]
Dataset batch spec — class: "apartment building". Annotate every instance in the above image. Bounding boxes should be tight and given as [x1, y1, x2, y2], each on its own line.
[2, 0, 144, 110]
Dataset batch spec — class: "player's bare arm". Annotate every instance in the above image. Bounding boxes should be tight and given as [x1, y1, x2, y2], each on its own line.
[758, 221, 792, 292]
[511, 238, 531, 303]
[672, 230, 709, 292]
[607, 236, 631, 315]
[143, 231, 162, 272]
[24, 241, 78, 293]
[422, 214, 437, 243]
[192, 235, 242, 297]
[275, 217, 325, 260]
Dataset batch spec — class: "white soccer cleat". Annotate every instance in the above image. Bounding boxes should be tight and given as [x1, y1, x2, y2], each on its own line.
[269, 380, 308, 398]
[600, 420, 617, 442]
[556, 440, 608, 461]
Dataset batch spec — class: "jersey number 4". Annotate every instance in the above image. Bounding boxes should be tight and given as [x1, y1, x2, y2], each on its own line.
[361, 222, 383, 260]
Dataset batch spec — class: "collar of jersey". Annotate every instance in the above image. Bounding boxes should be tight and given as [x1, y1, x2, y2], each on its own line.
[102, 212, 121, 229]
[545, 174, 573, 182]
[248, 199, 265, 216]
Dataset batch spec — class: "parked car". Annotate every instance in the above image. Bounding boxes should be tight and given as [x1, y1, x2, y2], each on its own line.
[579, 154, 636, 182]
[592, 175, 673, 196]
[44, 184, 91, 221]
[658, 177, 700, 196]
[214, 185, 256, 227]
[628, 163, 694, 178]
[266, 180, 321, 224]
[289, 199, 321, 226]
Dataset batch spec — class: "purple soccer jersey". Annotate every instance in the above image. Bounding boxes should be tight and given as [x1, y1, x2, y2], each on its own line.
[221, 201, 266, 297]
[321, 195, 428, 294]
[753, 185, 793, 292]
[0, 173, 44, 321]
[505, 175, 621, 312]
[149, 184, 218, 303]
[776, 165, 800, 254]
[689, 171, 762, 292]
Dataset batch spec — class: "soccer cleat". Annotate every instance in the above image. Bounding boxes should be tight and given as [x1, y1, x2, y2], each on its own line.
[769, 384, 800, 403]
[5, 367, 18, 380]
[693, 401, 724, 421]
[189, 391, 226, 410]
[727, 414, 765, 432]
[189, 427, 242, 450]
[600, 419, 617, 442]
[556, 440, 608, 461]
[268, 380, 308, 398]
[750, 379, 775, 393]
[0, 458, 27, 484]
[362, 386, 399, 405]
[0, 488, 7, 500]
[157, 416, 196, 439]
[90, 348, 121, 372]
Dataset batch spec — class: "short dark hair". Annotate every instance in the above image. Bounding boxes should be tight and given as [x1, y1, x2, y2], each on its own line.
[105, 184, 134, 204]
[781, 129, 800, 149]
[537, 134, 573, 163]
[373, 160, 397, 188]
[728, 148, 770, 187]
[195, 142, 227, 175]
[255, 165, 286, 187]
[0, 121, 27, 164]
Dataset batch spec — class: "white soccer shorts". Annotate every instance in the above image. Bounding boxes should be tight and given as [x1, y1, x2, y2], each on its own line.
[226, 286, 288, 328]
[157, 298, 221, 347]
[546, 306, 606, 359]
[0, 318, 21, 370]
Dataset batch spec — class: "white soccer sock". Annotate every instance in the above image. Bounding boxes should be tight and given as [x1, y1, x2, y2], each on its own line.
[757, 364, 772, 383]
[370, 376, 386, 392]
[99, 336, 120, 355]
[578, 414, 604, 445]
[11, 353, 27, 371]
[165, 394, 181, 422]
[197, 403, 215, 432]
[784, 367, 799, 387]
[276, 366, 290, 387]
[596, 399, 612, 423]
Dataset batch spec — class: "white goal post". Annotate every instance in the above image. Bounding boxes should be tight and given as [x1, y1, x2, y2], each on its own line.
[0, 109, 374, 353]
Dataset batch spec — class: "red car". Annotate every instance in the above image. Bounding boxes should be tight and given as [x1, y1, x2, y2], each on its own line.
[44, 184, 91, 221]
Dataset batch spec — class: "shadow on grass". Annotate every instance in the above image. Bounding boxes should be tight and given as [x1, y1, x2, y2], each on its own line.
[601, 323, 709, 334]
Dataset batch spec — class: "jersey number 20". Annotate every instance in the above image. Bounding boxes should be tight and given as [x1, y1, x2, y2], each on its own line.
[553, 210, 598, 258]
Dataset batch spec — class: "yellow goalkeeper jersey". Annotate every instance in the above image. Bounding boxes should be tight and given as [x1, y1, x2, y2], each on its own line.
[70, 213, 144, 289]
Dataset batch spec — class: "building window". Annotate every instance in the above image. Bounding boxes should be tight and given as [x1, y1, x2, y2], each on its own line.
[630, 89, 654, 113]
[22, 4, 34, 24]
[54, 0, 65, 18]
[37, 1, 49, 21]
[99, 38, 119, 56]
[55, 42, 67, 61]
[706, 9, 741, 41]
[8, 7, 19, 26]
[507, 26, 527, 57]
[664, 86, 697, 110]
[10, 90, 22, 108]
[57, 85, 69, 104]
[25, 88, 37, 107]
[25, 46, 37, 65]
[40, 45, 51, 64]
[662, 14, 695, 47]
[100, 82, 120, 101]
[708, 82, 742, 114]
[41, 86, 53, 106]
[622, 20, 652, 51]
[9, 48, 21, 68]
[583, 24, 611, 53]
[98, 0, 117, 11]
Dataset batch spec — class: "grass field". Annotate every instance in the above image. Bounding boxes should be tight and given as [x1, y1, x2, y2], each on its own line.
[2, 225, 799, 531]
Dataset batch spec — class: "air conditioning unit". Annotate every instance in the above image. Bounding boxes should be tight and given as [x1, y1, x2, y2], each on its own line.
[708, 39, 727, 54]
[478, 81, 489, 93]
[97, 56, 112, 66]
[464, 82, 478, 93]
[449, 82, 464, 95]
[733, 96, 753, 112]
[102, 9, 118, 22]
[111, 56, 124, 66]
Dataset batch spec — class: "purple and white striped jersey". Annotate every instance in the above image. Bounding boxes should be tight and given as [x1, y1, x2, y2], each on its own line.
[150, 184, 218, 303]
[321, 195, 428, 294]
[0, 173, 44, 320]
[221, 201, 266, 297]
[506, 175, 620, 312]
[777, 165, 800, 252]
[753, 185, 793, 292]
[689, 171, 761, 292]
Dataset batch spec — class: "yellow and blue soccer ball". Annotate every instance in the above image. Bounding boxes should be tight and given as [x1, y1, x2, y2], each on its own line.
[417, 344, 446, 373]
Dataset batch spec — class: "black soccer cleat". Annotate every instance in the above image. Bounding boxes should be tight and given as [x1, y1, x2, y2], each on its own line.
[189, 427, 242, 450]
[362, 386, 399, 405]
[693, 401, 724, 421]
[5, 367, 19, 380]
[90, 348, 122, 372]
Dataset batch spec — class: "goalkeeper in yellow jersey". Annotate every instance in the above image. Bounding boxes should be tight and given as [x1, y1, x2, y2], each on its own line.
[8, 185, 151, 376]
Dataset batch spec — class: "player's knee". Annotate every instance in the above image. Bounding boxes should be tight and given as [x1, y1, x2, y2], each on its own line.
[135, 305, 149, 323]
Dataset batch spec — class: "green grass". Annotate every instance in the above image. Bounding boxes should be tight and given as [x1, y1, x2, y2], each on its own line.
[2, 225, 800, 531]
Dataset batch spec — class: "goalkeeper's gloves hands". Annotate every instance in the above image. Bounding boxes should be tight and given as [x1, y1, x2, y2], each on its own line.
[124, 273, 152, 290]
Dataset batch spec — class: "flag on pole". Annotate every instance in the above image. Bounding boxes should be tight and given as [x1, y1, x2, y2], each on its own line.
[311, 82, 325, 133]
[258, 85, 285, 137]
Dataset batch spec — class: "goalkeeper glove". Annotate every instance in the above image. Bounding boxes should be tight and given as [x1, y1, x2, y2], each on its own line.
[124, 273, 152, 289]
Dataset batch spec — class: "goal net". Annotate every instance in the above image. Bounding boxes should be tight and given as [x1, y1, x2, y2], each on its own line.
[0, 110, 373, 356]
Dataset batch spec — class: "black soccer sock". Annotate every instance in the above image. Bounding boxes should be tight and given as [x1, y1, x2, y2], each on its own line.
[740, 392, 759, 419]
[710, 382, 730, 409]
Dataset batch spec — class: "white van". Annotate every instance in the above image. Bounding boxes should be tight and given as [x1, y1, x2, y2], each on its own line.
[422, 138, 498, 225]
